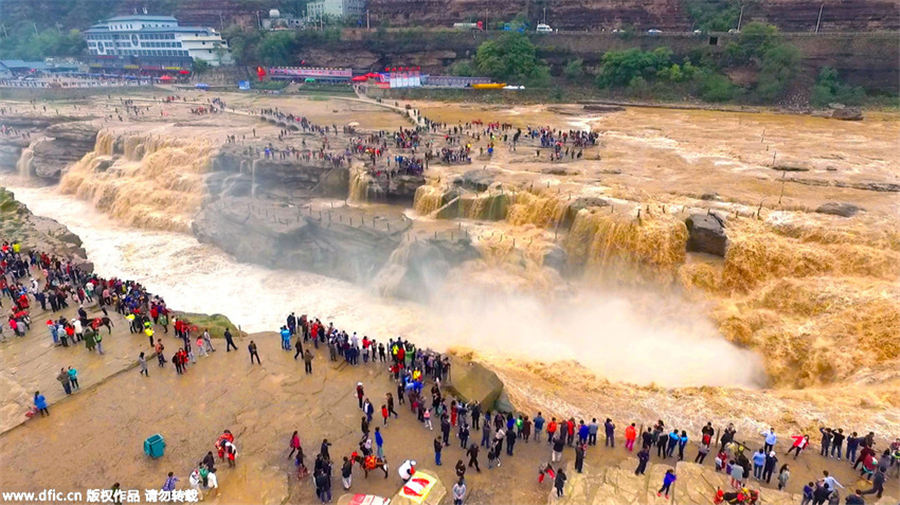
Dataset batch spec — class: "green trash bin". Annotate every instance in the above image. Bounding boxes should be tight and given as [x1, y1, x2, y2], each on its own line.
[144, 434, 166, 458]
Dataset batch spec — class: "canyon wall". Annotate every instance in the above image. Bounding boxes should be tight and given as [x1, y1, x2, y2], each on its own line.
[297, 31, 899, 92]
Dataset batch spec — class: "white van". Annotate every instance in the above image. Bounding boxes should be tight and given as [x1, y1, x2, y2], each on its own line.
[536, 23, 553, 33]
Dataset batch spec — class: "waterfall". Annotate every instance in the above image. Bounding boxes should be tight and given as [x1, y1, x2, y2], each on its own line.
[16, 147, 34, 178]
[348, 166, 370, 202]
[250, 161, 257, 199]
[58, 129, 216, 232]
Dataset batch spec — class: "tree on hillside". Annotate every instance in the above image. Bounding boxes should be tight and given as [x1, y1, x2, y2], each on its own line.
[475, 32, 550, 86]
[753, 43, 800, 102]
[563, 58, 585, 80]
[0, 27, 85, 59]
[192, 58, 210, 74]
[222, 24, 263, 65]
[258, 31, 298, 65]
[595, 47, 672, 88]
[810, 66, 864, 106]
[725, 22, 780, 64]
[683, 0, 740, 32]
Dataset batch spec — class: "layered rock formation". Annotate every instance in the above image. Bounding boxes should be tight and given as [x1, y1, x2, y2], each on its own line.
[366, 0, 898, 31]
[209, 147, 349, 200]
[192, 197, 410, 282]
[0, 117, 98, 181]
[23, 122, 100, 180]
[0, 187, 88, 260]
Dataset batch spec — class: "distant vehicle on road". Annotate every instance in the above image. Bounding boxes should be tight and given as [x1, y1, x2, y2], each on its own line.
[453, 22, 483, 30]
[471, 83, 506, 89]
[536, 23, 553, 33]
[647, 29, 662, 34]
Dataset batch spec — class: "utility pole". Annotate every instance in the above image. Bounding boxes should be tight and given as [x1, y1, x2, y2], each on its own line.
[736, 4, 744, 31]
[543, 6, 546, 24]
[815, 4, 824, 33]
[366, 9, 370, 30]
[256, 11, 261, 30]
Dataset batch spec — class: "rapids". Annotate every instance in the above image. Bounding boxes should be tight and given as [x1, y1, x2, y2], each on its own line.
[3, 180, 765, 388]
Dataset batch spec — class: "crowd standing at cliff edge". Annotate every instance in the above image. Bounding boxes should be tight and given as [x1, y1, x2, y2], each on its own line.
[2, 227, 899, 505]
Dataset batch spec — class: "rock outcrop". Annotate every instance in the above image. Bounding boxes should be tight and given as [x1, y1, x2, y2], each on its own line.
[562, 197, 610, 229]
[208, 148, 349, 200]
[0, 138, 27, 170]
[445, 355, 505, 411]
[21, 122, 99, 180]
[373, 237, 481, 301]
[685, 213, 727, 257]
[192, 198, 410, 283]
[0, 187, 88, 261]
[815, 202, 863, 217]
[455, 168, 498, 192]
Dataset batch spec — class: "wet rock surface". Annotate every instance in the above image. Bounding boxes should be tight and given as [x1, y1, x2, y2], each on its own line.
[562, 197, 610, 229]
[26, 122, 99, 179]
[685, 213, 727, 257]
[455, 168, 499, 192]
[192, 198, 410, 283]
[208, 148, 349, 200]
[373, 237, 481, 301]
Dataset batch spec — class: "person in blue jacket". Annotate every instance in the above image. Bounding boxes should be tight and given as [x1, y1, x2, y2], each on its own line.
[752, 448, 767, 479]
[657, 468, 677, 498]
[533, 413, 545, 442]
[667, 429, 679, 457]
[280, 326, 291, 350]
[33, 391, 48, 417]
[578, 420, 590, 445]
[375, 427, 384, 459]
[678, 430, 689, 460]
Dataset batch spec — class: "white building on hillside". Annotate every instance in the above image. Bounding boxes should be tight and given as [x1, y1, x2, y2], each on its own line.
[84, 15, 232, 66]
[306, 0, 366, 21]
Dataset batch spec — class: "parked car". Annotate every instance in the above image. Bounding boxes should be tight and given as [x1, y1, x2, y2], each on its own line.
[536, 23, 553, 33]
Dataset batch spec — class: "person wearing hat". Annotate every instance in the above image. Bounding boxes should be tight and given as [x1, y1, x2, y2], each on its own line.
[399, 459, 416, 482]
[763, 450, 778, 483]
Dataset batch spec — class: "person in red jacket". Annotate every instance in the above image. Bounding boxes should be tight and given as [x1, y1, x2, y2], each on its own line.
[566, 418, 576, 446]
[547, 418, 558, 445]
[787, 434, 809, 459]
[625, 423, 638, 452]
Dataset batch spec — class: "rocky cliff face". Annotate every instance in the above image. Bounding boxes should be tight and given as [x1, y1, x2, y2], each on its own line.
[0, 187, 88, 261]
[6, 0, 896, 32]
[208, 147, 349, 201]
[0, 118, 98, 181]
[367, 0, 898, 31]
[192, 196, 481, 298]
[192, 197, 411, 283]
[25, 122, 100, 180]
